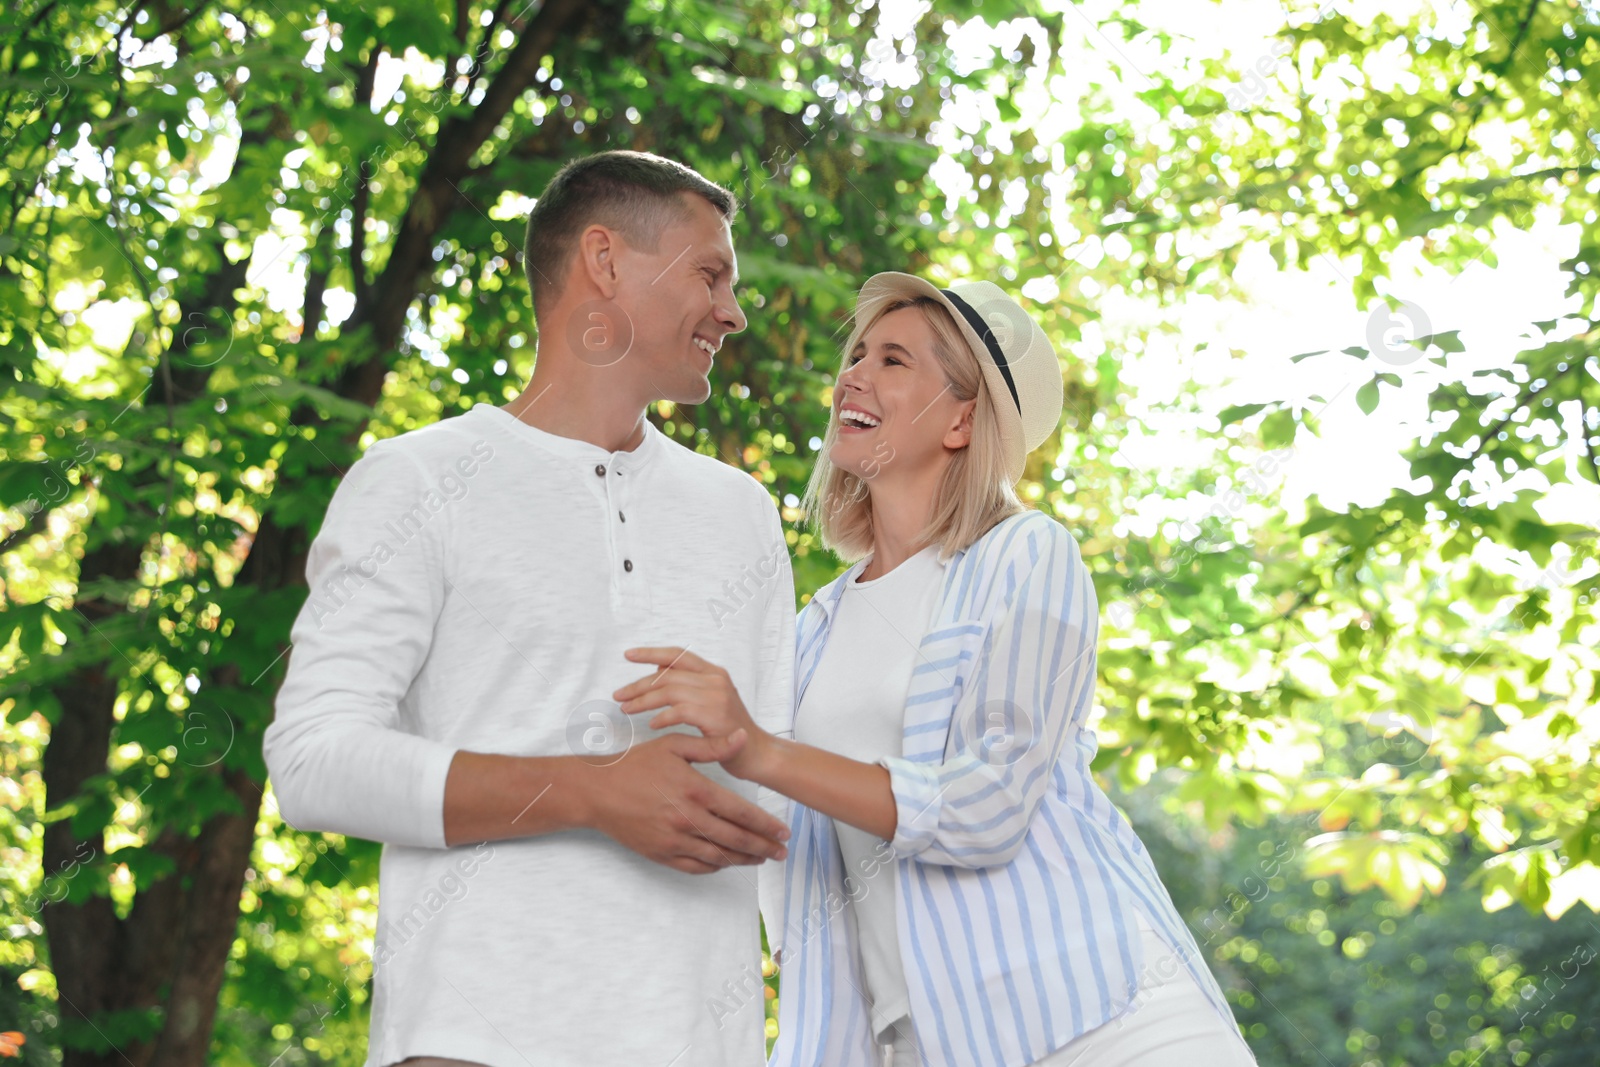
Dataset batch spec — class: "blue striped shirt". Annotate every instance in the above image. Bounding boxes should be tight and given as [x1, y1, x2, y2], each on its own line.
[759, 511, 1248, 1067]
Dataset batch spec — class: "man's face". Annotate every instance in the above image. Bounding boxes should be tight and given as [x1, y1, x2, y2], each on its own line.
[614, 192, 747, 406]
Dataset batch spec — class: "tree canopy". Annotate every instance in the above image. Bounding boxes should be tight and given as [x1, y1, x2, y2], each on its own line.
[0, 0, 1595, 1062]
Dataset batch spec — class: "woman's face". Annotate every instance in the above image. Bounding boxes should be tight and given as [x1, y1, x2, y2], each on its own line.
[828, 306, 976, 486]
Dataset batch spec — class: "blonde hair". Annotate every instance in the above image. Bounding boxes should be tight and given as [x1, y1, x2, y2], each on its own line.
[801, 280, 1028, 564]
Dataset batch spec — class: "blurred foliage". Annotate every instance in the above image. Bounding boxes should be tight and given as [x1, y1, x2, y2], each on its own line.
[0, 0, 1595, 1062]
[1125, 775, 1600, 1067]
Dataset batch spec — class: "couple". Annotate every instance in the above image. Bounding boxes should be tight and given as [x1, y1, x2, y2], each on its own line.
[263, 151, 1256, 1067]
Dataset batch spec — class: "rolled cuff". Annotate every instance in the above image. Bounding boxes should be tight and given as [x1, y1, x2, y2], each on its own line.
[264, 715, 457, 849]
[877, 754, 945, 859]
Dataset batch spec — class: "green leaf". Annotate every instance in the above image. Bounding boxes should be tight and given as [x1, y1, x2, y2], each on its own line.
[1564, 812, 1600, 866]
[1218, 402, 1269, 425]
[1303, 831, 1448, 909]
[1356, 378, 1381, 415]
[1298, 510, 1341, 535]
[1260, 407, 1298, 447]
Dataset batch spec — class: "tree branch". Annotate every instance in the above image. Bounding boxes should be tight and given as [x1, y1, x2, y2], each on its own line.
[0, 502, 53, 557]
[464, 0, 517, 84]
[1582, 360, 1600, 488]
[1396, 0, 1543, 188]
[348, 45, 384, 304]
[339, 0, 593, 407]
[139, 0, 212, 42]
[301, 224, 331, 343]
[1467, 361, 1577, 466]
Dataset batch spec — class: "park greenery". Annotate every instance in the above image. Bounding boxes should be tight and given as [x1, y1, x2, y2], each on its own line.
[0, 0, 1596, 1063]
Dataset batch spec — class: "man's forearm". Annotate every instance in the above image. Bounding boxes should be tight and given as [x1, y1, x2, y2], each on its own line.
[442, 750, 594, 847]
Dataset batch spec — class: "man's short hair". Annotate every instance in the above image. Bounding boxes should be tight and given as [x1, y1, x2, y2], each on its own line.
[522, 151, 738, 318]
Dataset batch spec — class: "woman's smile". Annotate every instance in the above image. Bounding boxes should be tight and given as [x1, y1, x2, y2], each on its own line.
[838, 402, 882, 434]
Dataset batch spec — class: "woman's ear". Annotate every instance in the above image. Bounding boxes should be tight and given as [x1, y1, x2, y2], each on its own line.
[943, 397, 977, 450]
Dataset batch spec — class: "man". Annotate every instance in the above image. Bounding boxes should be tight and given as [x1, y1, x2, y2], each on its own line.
[263, 151, 796, 1067]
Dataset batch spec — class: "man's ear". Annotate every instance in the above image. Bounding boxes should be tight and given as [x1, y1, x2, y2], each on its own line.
[576, 224, 620, 299]
[943, 398, 976, 450]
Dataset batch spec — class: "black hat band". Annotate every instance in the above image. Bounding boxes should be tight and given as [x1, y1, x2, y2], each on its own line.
[941, 289, 1021, 415]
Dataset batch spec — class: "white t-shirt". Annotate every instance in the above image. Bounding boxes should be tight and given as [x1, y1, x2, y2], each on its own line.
[263, 403, 796, 1067]
[792, 544, 945, 1045]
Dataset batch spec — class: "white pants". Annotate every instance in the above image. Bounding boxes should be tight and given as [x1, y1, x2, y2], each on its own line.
[882, 915, 1257, 1067]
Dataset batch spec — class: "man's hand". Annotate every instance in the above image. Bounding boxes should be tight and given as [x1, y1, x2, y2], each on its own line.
[613, 646, 774, 781]
[582, 732, 789, 875]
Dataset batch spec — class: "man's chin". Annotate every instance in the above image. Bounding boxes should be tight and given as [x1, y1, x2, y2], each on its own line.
[663, 376, 712, 407]
[639, 367, 711, 409]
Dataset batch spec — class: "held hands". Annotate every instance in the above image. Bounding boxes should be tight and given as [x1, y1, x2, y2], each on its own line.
[614, 647, 772, 781]
[583, 733, 788, 874]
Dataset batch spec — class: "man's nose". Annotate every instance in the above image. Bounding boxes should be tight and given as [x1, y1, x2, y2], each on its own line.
[717, 289, 748, 335]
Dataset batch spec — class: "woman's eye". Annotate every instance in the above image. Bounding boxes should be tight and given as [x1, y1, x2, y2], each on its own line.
[885, 356, 902, 366]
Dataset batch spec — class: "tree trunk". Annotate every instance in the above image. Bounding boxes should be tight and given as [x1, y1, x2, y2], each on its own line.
[40, 2, 601, 1062]
[42, 542, 139, 1063]
[43, 245, 255, 1065]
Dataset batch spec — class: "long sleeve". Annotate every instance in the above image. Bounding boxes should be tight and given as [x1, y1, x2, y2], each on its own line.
[877, 519, 1098, 868]
[262, 441, 460, 849]
[754, 499, 798, 963]
[748, 499, 798, 744]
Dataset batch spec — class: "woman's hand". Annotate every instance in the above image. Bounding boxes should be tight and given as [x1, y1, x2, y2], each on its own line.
[614, 647, 772, 781]
[618, 649, 900, 844]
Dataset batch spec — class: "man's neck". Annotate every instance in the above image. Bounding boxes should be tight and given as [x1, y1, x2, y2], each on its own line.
[502, 365, 648, 454]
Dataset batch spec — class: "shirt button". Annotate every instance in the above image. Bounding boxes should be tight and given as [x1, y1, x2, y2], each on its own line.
[623, 559, 633, 572]
[594, 464, 606, 477]
[618, 511, 626, 523]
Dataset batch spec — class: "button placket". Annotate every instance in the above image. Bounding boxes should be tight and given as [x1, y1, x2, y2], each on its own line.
[585, 459, 619, 584]
[606, 457, 648, 611]
[603, 459, 628, 577]
[613, 463, 633, 577]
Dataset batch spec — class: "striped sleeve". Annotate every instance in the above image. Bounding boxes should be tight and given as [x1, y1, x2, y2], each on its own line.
[877, 519, 1099, 868]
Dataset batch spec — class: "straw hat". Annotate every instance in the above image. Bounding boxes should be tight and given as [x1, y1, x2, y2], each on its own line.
[857, 273, 1064, 482]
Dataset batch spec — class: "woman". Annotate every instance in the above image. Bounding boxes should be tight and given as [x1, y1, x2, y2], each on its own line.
[613, 273, 1257, 1067]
